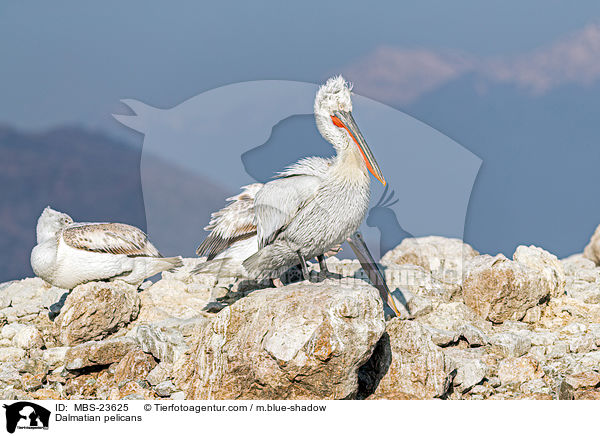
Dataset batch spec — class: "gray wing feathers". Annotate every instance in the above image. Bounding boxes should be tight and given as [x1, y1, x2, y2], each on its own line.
[255, 175, 321, 249]
[196, 183, 262, 259]
[62, 223, 161, 257]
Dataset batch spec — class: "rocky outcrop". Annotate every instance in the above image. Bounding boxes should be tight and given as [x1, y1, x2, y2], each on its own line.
[360, 319, 453, 399]
[462, 246, 565, 323]
[174, 281, 386, 399]
[381, 236, 479, 285]
[64, 337, 139, 370]
[53, 281, 140, 345]
[2, 235, 600, 400]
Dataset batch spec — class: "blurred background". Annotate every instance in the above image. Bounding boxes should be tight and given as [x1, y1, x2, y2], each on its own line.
[2, 1, 600, 282]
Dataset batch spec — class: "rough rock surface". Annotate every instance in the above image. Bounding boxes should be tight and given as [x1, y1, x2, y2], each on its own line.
[584, 224, 600, 265]
[360, 319, 453, 399]
[65, 337, 139, 370]
[2, 235, 600, 400]
[463, 246, 565, 323]
[381, 236, 479, 285]
[174, 281, 386, 399]
[54, 281, 140, 345]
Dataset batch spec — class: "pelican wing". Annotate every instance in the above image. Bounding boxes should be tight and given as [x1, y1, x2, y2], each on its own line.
[62, 223, 161, 257]
[255, 174, 322, 249]
[196, 183, 262, 259]
[256, 157, 331, 249]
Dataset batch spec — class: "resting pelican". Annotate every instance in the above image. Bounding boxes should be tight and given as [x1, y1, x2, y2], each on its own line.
[31, 207, 183, 289]
[195, 76, 402, 316]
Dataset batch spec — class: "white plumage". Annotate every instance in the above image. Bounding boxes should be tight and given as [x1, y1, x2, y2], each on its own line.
[194, 75, 386, 281]
[31, 207, 182, 289]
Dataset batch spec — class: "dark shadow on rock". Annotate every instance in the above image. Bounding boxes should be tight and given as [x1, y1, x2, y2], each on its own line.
[357, 332, 392, 399]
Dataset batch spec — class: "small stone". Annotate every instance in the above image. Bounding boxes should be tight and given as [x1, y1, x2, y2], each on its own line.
[583, 224, 600, 265]
[365, 320, 453, 399]
[530, 331, 558, 346]
[568, 335, 596, 354]
[490, 332, 532, 357]
[113, 349, 157, 385]
[573, 389, 600, 400]
[12, 325, 44, 349]
[463, 246, 565, 323]
[170, 391, 186, 400]
[381, 236, 479, 286]
[0, 347, 26, 362]
[112, 381, 155, 400]
[564, 371, 600, 390]
[498, 356, 544, 384]
[487, 376, 501, 388]
[146, 362, 173, 386]
[13, 358, 48, 375]
[459, 324, 489, 347]
[519, 378, 550, 395]
[1, 323, 26, 340]
[21, 373, 44, 392]
[135, 323, 187, 364]
[423, 326, 458, 347]
[0, 363, 22, 386]
[546, 343, 570, 359]
[42, 347, 69, 370]
[155, 380, 177, 397]
[522, 306, 542, 323]
[31, 388, 61, 400]
[444, 349, 487, 393]
[65, 337, 139, 370]
[529, 346, 546, 362]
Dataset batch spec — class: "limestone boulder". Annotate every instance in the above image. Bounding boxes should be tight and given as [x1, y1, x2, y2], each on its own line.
[53, 280, 140, 345]
[174, 281, 386, 399]
[381, 236, 479, 285]
[462, 246, 565, 323]
[361, 319, 454, 399]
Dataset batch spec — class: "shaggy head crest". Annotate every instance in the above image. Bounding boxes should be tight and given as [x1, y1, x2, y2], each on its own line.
[314, 75, 353, 116]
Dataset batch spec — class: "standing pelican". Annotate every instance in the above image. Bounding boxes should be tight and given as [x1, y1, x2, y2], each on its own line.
[195, 76, 402, 316]
[31, 207, 183, 289]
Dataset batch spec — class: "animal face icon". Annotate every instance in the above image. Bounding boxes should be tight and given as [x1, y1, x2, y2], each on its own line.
[113, 80, 481, 260]
[3, 402, 50, 433]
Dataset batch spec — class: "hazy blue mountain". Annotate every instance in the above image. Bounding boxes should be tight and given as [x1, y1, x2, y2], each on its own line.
[0, 125, 230, 283]
[405, 74, 600, 258]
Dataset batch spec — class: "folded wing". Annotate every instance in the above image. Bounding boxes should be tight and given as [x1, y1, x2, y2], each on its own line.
[196, 183, 262, 260]
[62, 223, 161, 257]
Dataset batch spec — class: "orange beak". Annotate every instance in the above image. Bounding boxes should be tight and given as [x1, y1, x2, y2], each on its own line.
[331, 112, 386, 186]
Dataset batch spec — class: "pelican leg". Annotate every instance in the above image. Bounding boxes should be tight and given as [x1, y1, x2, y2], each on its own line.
[317, 254, 334, 280]
[297, 251, 311, 282]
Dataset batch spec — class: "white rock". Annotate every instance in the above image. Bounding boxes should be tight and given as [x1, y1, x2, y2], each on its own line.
[1, 323, 26, 340]
[490, 332, 532, 357]
[12, 325, 44, 349]
[0, 347, 26, 362]
[444, 348, 488, 393]
[381, 236, 479, 286]
[146, 362, 173, 386]
[463, 246, 565, 323]
[42, 347, 69, 370]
